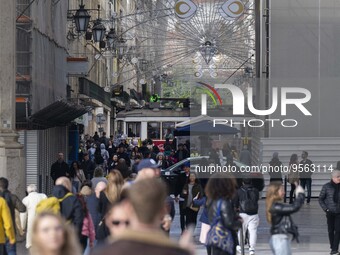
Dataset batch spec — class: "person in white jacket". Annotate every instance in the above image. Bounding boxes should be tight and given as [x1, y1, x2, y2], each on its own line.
[20, 184, 47, 249]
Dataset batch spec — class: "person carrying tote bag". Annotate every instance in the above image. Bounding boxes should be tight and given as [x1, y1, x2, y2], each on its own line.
[205, 173, 242, 255]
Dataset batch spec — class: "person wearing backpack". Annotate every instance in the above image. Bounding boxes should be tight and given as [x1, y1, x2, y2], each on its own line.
[51, 177, 84, 240]
[234, 178, 260, 255]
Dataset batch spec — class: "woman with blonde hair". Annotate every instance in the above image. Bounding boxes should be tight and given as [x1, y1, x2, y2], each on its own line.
[30, 212, 81, 255]
[98, 170, 124, 216]
[266, 182, 304, 255]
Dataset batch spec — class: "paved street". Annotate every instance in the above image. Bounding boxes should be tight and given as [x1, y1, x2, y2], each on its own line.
[16, 198, 331, 255]
[170, 199, 330, 255]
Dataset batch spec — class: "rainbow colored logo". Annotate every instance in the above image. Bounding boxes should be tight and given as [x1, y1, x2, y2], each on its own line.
[196, 82, 223, 106]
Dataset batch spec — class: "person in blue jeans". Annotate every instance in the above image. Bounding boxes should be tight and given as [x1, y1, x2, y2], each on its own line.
[266, 182, 304, 255]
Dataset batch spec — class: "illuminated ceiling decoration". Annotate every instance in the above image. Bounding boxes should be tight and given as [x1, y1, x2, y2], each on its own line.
[219, 0, 245, 20]
[174, 0, 197, 21]
[112, 0, 255, 86]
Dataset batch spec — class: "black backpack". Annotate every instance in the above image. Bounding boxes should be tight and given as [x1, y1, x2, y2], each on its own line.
[240, 187, 258, 214]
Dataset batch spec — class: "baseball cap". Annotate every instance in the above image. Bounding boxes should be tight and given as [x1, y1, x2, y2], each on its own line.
[183, 162, 190, 168]
[137, 159, 159, 172]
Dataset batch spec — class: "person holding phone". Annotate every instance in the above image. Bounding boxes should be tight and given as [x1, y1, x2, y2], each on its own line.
[266, 182, 305, 255]
[181, 172, 203, 232]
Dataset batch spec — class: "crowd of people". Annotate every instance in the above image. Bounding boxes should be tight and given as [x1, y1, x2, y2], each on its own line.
[1, 132, 340, 255]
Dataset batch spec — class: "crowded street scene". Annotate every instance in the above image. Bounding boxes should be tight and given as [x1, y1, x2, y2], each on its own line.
[1, 0, 340, 255]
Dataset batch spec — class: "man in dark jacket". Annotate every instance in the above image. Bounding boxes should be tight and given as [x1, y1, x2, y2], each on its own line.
[99, 132, 109, 148]
[80, 153, 96, 180]
[53, 177, 84, 238]
[117, 145, 131, 167]
[174, 144, 189, 162]
[50, 152, 69, 183]
[319, 170, 340, 255]
[0, 178, 26, 255]
[300, 151, 314, 204]
[175, 162, 190, 233]
[234, 178, 259, 255]
[269, 152, 283, 183]
[92, 178, 190, 255]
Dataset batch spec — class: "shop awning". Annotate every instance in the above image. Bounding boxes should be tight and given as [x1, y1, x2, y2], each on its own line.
[29, 100, 90, 129]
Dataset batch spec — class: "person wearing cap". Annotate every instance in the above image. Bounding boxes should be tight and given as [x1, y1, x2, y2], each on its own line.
[136, 159, 161, 180]
[133, 159, 175, 234]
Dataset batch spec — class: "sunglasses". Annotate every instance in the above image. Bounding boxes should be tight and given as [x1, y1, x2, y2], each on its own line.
[111, 220, 130, 226]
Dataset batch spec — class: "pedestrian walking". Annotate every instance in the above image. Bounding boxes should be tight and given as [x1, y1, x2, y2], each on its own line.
[51, 177, 84, 239]
[205, 173, 242, 255]
[192, 196, 210, 254]
[100, 143, 110, 170]
[98, 171, 124, 217]
[181, 172, 203, 231]
[0, 196, 15, 255]
[50, 152, 69, 183]
[82, 181, 106, 240]
[92, 178, 191, 255]
[239, 145, 252, 166]
[299, 151, 314, 204]
[288, 154, 299, 204]
[319, 169, 340, 255]
[30, 212, 82, 255]
[175, 162, 191, 233]
[266, 182, 304, 255]
[104, 201, 130, 238]
[269, 152, 283, 183]
[21, 184, 47, 249]
[69, 161, 86, 192]
[0, 177, 26, 255]
[234, 178, 260, 255]
[91, 167, 108, 190]
[81, 153, 96, 180]
[76, 193, 95, 252]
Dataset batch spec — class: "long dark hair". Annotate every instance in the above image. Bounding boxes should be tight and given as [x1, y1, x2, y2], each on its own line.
[290, 154, 298, 165]
[69, 161, 80, 178]
[205, 173, 237, 200]
[187, 172, 200, 185]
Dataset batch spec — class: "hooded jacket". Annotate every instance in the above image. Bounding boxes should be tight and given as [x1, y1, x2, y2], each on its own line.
[100, 143, 109, 161]
[52, 185, 84, 236]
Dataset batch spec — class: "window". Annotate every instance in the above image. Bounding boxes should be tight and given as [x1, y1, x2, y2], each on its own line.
[147, 122, 160, 139]
[116, 120, 124, 135]
[126, 122, 141, 137]
[162, 122, 175, 139]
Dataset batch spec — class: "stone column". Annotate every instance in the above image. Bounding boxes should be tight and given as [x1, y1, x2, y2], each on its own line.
[0, 0, 25, 197]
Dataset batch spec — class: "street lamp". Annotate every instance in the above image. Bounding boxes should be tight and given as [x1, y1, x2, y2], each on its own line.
[73, 4, 91, 32]
[117, 37, 127, 59]
[106, 28, 117, 49]
[92, 19, 106, 42]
